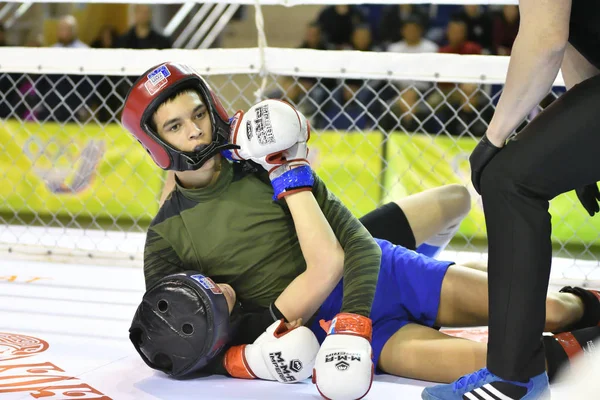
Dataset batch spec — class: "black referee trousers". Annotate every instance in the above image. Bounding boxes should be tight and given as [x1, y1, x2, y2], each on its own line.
[480, 73, 600, 381]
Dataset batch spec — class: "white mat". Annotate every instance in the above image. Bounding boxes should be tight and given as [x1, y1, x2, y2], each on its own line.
[0, 258, 583, 399]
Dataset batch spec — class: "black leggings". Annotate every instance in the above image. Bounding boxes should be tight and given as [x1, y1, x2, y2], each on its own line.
[358, 202, 416, 250]
[480, 73, 600, 381]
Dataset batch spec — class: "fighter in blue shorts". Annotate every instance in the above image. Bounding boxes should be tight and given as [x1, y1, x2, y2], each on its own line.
[310, 238, 454, 372]
[125, 85, 600, 397]
[131, 195, 600, 390]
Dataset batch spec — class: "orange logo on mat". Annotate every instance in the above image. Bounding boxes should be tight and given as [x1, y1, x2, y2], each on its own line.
[0, 276, 51, 284]
[0, 333, 112, 399]
[0, 333, 49, 361]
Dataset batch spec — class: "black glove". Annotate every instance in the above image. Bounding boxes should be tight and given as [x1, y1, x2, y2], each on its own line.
[232, 303, 287, 344]
[469, 135, 502, 195]
[575, 183, 600, 217]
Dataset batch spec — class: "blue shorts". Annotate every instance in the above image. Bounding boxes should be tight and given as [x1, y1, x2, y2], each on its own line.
[310, 238, 454, 371]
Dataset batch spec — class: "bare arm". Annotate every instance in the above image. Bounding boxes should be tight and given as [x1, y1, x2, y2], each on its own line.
[273, 174, 381, 325]
[159, 171, 176, 207]
[561, 42, 600, 90]
[271, 173, 381, 324]
[273, 190, 345, 323]
[487, 0, 571, 147]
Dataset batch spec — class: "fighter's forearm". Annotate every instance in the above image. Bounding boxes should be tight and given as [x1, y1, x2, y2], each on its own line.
[285, 191, 344, 279]
[274, 269, 340, 323]
[274, 190, 344, 322]
[487, 32, 567, 146]
[312, 176, 381, 318]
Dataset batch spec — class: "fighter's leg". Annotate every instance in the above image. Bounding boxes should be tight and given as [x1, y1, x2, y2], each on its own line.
[459, 260, 488, 272]
[394, 184, 470, 246]
[377, 323, 600, 384]
[377, 323, 487, 383]
[398, 184, 471, 257]
[434, 264, 586, 332]
[360, 184, 471, 254]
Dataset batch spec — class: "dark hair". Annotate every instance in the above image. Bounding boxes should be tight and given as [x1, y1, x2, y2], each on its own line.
[353, 23, 371, 33]
[92, 25, 119, 48]
[403, 15, 425, 29]
[449, 17, 468, 27]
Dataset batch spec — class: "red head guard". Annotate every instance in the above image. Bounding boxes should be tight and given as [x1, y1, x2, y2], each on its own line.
[122, 62, 237, 171]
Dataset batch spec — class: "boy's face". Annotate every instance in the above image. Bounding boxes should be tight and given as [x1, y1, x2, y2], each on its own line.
[152, 91, 213, 153]
[402, 22, 423, 43]
[134, 5, 152, 27]
[447, 22, 467, 46]
[305, 26, 321, 47]
[352, 28, 371, 51]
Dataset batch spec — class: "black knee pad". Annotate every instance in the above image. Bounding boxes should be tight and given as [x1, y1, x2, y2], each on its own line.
[559, 286, 600, 330]
[359, 202, 416, 249]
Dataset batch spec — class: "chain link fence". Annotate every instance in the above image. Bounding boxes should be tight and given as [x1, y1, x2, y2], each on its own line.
[1, 69, 598, 281]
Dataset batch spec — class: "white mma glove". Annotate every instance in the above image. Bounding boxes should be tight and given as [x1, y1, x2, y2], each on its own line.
[230, 99, 314, 200]
[254, 141, 310, 180]
[229, 99, 310, 165]
[224, 319, 320, 383]
[313, 313, 374, 400]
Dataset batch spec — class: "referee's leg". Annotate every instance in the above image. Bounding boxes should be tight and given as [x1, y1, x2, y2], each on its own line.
[481, 73, 600, 382]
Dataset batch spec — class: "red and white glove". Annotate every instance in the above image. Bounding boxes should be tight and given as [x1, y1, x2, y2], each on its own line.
[229, 99, 310, 175]
[224, 320, 320, 383]
[313, 313, 374, 400]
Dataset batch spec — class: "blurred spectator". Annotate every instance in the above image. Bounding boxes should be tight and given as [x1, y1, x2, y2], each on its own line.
[386, 17, 439, 132]
[425, 5, 461, 44]
[452, 5, 493, 53]
[297, 22, 336, 106]
[439, 18, 482, 55]
[299, 22, 329, 50]
[89, 25, 122, 123]
[117, 5, 171, 49]
[279, 77, 318, 109]
[387, 17, 438, 54]
[492, 5, 519, 55]
[25, 32, 44, 47]
[53, 15, 88, 48]
[429, 19, 488, 137]
[379, 5, 429, 45]
[316, 5, 366, 49]
[444, 100, 493, 137]
[91, 25, 119, 49]
[357, 5, 385, 43]
[0, 24, 6, 46]
[2, 32, 46, 120]
[45, 16, 92, 122]
[319, 79, 374, 130]
[114, 4, 171, 124]
[350, 25, 380, 52]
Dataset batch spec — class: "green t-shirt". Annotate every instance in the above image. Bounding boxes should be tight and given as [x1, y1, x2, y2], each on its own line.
[144, 158, 381, 316]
